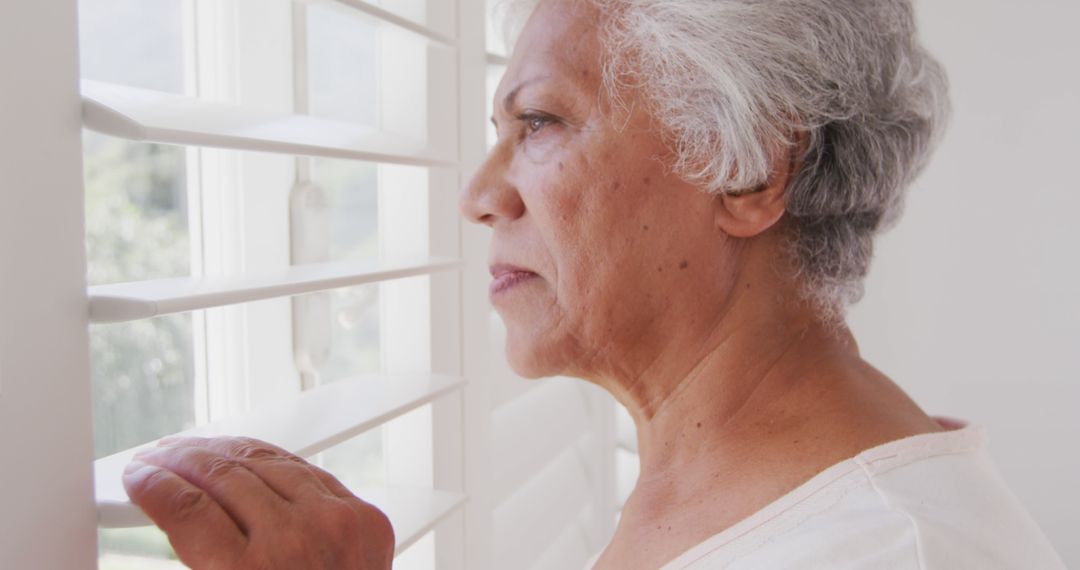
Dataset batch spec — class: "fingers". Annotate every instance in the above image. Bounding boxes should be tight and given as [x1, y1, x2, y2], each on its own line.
[166, 437, 351, 502]
[123, 460, 246, 569]
[133, 443, 290, 532]
[125, 436, 397, 569]
[305, 461, 362, 501]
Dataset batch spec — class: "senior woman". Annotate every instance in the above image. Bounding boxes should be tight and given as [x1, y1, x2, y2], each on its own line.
[123, 0, 1066, 568]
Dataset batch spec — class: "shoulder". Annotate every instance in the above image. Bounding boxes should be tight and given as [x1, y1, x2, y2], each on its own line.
[671, 425, 1066, 569]
[843, 426, 1064, 569]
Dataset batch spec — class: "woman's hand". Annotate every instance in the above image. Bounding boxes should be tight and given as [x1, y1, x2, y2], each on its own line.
[123, 436, 394, 570]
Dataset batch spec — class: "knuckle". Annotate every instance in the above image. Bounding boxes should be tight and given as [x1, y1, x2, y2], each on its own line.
[228, 437, 306, 466]
[284, 453, 310, 466]
[337, 499, 394, 546]
[170, 486, 212, 521]
[345, 502, 395, 568]
[367, 505, 396, 550]
[365, 503, 393, 536]
[202, 456, 245, 482]
[326, 500, 364, 534]
[232, 441, 278, 461]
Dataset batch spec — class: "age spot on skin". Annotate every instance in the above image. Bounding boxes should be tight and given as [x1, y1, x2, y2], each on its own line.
[558, 161, 564, 171]
[643, 176, 652, 186]
[642, 224, 649, 231]
[679, 260, 689, 270]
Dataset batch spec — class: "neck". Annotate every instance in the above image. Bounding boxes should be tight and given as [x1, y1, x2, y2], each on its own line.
[640, 315, 856, 481]
[582, 243, 944, 570]
[594, 269, 860, 491]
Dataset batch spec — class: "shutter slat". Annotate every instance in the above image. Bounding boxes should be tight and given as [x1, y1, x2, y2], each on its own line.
[363, 487, 466, 556]
[489, 373, 542, 412]
[615, 404, 637, 453]
[89, 256, 461, 323]
[529, 505, 595, 570]
[81, 80, 457, 168]
[308, 0, 456, 46]
[615, 447, 639, 509]
[488, 363, 540, 410]
[490, 378, 592, 503]
[96, 373, 465, 528]
[493, 444, 594, 569]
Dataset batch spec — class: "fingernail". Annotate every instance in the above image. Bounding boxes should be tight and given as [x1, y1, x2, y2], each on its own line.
[132, 446, 156, 459]
[122, 460, 163, 488]
[157, 436, 183, 446]
[123, 459, 146, 476]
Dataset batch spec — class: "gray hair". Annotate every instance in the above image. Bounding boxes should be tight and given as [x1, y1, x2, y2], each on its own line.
[501, 0, 950, 318]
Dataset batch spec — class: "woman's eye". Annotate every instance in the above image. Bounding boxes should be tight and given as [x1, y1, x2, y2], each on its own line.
[521, 114, 553, 134]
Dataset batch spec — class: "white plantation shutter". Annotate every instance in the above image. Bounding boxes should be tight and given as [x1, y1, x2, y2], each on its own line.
[615, 404, 641, 519]
[79, 80, 457, 169]
[79, 0, 471, 562]
[0, 0, 619, 568]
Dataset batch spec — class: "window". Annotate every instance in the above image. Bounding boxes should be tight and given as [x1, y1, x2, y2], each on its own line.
[80, 0, 462, 567]
[0, 0, 618, 568]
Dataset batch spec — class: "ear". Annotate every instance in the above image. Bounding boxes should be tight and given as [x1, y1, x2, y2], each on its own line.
[713, 142, 799, 238]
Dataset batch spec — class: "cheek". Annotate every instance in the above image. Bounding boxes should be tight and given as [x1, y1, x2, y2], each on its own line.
[535, 159, 653, 284]
[547, 202, 651, 342]
[521, 130, 564, 162]
[504, 145, 677, 367]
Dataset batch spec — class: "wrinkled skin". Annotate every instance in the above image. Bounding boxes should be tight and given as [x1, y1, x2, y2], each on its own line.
[124, 437, 394, 570]
[127, 1, 942, 568]
[463, 1, 743, 388]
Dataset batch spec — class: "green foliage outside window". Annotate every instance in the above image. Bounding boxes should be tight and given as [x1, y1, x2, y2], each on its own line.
[85, 133, 193, 566]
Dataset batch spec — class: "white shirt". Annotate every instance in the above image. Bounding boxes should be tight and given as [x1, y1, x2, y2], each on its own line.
[587, 418, 1065, 569]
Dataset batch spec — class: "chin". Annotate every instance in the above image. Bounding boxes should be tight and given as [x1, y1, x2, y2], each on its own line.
[503, 332, 561, 380]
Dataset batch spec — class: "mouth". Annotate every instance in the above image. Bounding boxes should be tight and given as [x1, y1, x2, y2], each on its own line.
[489, 264, 539, 297]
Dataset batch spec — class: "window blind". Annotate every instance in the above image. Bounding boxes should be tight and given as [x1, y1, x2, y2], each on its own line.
[87, 256, 462, 323]
[81, 1, 471, 566]
[81, 80, 457, 169]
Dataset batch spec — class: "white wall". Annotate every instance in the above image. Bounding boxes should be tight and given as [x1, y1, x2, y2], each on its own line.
[849, 0, 1080, 565]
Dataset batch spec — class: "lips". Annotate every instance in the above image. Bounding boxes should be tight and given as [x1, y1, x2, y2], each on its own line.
[489, 263, 539, 297]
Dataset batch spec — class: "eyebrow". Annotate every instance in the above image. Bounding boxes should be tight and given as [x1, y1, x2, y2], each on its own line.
[500, 75, 552, 117]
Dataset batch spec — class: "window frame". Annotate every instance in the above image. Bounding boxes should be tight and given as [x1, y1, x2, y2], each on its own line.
[0, 1, 98, 568]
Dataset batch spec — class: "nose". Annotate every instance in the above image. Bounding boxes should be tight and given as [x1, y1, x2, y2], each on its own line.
[460, 142, 525, 227]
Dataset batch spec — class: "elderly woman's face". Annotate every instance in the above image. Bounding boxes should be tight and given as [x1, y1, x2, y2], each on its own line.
[462, 0, 740, 380]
